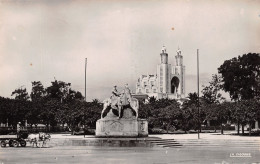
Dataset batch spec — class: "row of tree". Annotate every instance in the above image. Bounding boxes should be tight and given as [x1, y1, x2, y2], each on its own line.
[0, 80, 102, 134]
[138, 94, 260, 135]
[138, 52, 260, 135]
[1, 90, 259, 135]
[206, 53, 260, 135]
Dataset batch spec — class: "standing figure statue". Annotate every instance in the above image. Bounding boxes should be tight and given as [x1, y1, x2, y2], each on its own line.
[110, 85, 121, 110]
[119, 84, 131, 118]
[121, 84, 131, 105]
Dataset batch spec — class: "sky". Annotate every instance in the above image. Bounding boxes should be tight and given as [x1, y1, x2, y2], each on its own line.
[0, 0, 260, 101]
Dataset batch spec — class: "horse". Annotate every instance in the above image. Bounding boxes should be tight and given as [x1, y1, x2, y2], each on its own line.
[101, 98, 120, 118]
[128, 97, 139, 118]
[119, 97, 139, 118]
[101, 97, 139, 119]
[101, 98, 111, 118]
[27, 132, 51, 148]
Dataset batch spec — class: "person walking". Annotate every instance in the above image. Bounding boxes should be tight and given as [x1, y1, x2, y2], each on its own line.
[17, 122, 21, 133]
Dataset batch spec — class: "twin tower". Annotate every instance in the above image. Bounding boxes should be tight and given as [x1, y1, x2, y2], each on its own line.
[136, 46, 185, 99]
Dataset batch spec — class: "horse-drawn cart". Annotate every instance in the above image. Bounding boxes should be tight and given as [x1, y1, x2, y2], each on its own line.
[0, 134, 27, 147]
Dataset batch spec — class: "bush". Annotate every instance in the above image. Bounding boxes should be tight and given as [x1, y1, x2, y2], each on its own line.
[251, 129, 260, 136]
[84, 128, 95, 135]
[149, 128, 167, 134]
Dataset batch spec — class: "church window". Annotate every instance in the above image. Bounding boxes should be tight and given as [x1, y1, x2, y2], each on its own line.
[146, 89, 149, 93]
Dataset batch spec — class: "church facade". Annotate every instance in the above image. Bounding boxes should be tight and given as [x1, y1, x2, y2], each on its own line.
[135, 46, 185, 100]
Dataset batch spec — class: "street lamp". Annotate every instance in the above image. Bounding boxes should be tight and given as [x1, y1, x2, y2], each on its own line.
[197, 49, 200, 139]
[85, 58, 87, 101]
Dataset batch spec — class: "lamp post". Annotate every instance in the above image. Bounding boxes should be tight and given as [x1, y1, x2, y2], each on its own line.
[85, 58, 87, 101]
[197, 49, 200, 139]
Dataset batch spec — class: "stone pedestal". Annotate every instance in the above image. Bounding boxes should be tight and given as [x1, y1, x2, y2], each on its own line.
[96, 108, 148, 137]
[96, 118, 138, 137]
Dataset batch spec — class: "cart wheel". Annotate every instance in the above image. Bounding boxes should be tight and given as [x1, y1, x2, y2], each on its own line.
[13, 141, 19, 147]
[1, 141, 6, 147]
[20, 140, 26, 147]
[9, 140, 14, 147]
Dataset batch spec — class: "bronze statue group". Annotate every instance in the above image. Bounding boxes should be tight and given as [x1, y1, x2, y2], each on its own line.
[101, 84, 139, 119]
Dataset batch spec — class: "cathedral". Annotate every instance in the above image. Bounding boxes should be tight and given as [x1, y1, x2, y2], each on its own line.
[135, 46, 185, 100]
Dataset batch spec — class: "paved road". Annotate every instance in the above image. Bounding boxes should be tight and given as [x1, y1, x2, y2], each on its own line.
[0, 145, 259, 164]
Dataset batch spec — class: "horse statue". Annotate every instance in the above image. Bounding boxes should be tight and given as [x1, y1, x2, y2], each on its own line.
[27, 132, 51, 148]
[101, 84, 139, 119]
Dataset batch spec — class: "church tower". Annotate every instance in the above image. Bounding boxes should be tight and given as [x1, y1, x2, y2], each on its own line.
[157, 46, 171, 94]
[160, 46, 168, 64]
[176, 48, 183, 66]
[171, 47, 185, 97]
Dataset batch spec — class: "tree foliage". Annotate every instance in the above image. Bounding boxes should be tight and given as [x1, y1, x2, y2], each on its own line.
[139, 95, 211, 133]
[206, 102, 231, 134]
[30, 81, 45, 101]
[202, 74, 225, 104]
[218, 53, 260, 101]
[11, 88, 29, 101]
[183, 93, 208, 132]
[228, 99, 260, 135]
[0, 79, 97, 134]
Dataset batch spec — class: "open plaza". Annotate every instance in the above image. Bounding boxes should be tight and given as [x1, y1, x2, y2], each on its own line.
[0, 132, 260, 164]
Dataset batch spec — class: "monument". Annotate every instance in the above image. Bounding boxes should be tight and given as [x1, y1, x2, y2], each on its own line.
[95, 84, 148, 137]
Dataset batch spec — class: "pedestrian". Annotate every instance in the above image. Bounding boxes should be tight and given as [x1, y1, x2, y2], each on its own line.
[17, 122, 21, 133]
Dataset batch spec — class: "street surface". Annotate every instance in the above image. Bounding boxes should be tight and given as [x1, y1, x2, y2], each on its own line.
[0, 145, 259, 164]
[0, 133, 259, 164]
